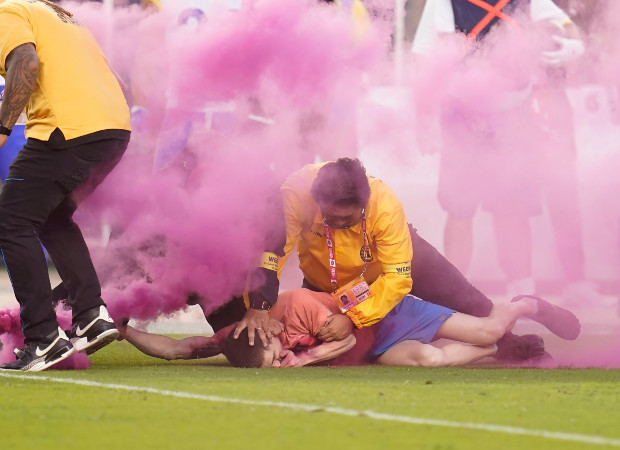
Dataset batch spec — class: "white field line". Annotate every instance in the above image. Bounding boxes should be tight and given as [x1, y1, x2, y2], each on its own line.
[1, 372, 619, 447]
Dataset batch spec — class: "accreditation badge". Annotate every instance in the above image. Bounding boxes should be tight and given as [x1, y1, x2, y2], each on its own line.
[331, 275, 374, 312]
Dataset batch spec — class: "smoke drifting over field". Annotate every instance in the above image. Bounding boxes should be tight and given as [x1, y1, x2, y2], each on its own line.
[0, 0, 618, 368]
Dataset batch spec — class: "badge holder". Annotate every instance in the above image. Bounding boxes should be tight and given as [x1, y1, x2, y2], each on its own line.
[331, 275, 373, 312]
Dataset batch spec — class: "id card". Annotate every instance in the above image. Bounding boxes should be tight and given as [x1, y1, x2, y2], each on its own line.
[331, 276, 373, 312]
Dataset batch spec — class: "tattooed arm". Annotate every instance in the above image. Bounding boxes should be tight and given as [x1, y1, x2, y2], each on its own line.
[0, 43, 38, 147]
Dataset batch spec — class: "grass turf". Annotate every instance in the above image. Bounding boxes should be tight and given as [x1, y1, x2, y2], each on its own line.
[1, 339, 619, 449]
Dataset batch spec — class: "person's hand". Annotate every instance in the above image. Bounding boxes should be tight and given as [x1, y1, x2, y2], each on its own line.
[0, 135, 7, 149]
[277, 349, 307, 368]
[233, 308, 284, 347]
[316, 314, 354, 342]
[541, 36, 585, 67]
[115, 318, 129, 341]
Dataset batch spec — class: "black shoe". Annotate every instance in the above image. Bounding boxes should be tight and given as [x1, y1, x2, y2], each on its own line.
[69, 305, 119, 355]
[511, 295, 581, 340]
[0, 327, 74, 372]
[495, 333, 545, 362]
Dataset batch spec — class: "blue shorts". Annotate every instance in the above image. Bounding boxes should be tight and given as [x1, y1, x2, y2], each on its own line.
[371, 295, 456, 357]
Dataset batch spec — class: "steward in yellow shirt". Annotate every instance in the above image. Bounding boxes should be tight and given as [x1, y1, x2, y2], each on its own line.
[278, 158, 578, 362]
[0, 0, 130, 141]
[0, 0, 131, 371]
[280, 158, 413, 330]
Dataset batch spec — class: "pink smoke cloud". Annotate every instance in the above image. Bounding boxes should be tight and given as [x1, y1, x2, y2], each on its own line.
[3, 0, 616, 369]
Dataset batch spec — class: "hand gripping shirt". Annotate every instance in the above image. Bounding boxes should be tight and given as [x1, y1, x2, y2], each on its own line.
[211, 289, 340, 352]
[280, 163, 413, 328]
[269, 289, 340, 351]
[0, 0, 130, 140]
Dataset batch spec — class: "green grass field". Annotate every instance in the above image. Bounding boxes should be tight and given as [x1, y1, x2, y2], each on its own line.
[1, 339, 619, 450]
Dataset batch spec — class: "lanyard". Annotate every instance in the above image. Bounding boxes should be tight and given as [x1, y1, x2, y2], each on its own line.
[322, 210, 368, 290]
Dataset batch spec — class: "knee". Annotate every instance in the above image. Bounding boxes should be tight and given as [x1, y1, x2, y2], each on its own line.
[415, 346, 447, 367]
[479, 319, 505, 345]
[0, 211, 32, 238]
[39, 215, 74, 236]
[38, 209, 77, 239]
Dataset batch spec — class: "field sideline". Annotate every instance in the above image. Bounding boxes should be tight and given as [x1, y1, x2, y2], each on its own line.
[1, 340, 619, 449]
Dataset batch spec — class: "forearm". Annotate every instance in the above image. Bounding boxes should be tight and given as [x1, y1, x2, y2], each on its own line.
[123, 326, 216, 360]
[298, 334, 356, 366]
[1, 44, 38, 128]
[123, 326, 180, 360]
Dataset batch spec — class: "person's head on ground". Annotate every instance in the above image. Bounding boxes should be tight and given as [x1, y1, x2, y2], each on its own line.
[223, 328, 283, 368]
[311, 158, 370, 229]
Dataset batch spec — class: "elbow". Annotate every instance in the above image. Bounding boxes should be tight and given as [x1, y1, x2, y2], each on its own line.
[161, 352, 177, 361]
[161, 346, 188, 361]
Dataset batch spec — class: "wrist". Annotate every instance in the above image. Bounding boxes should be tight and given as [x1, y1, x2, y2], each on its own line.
[116, 318, 130, 340]
[249, 297, 272, 311]
[345, 310, 362, 329]
[296, 351, 311, 366]
[0, 122, 12, 136]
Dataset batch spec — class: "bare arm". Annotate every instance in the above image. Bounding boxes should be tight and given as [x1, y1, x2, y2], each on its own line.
[122, 326, 221, 361]
[1, 43, 38, 129]
[279, 334, 356, 367]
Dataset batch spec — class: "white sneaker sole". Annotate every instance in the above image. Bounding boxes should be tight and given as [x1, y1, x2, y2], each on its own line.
[72, 329, 119, 355]
[0, 345, 76, 372]
[32, 345, 76, 372]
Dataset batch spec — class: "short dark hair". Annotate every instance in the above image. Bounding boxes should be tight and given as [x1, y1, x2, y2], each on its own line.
[311, 158, 371, 208]
[222, 328, 267, 368]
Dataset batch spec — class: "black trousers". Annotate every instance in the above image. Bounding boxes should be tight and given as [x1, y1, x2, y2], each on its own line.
[0, 135, 129, 342]
[408, 225, 493, 317]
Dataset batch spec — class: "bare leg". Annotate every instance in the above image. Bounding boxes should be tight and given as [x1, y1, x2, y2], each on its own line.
[435, 300, 536, 346]
[444, 215, 474, 274]
[376, 340, 496, 367]
[488, 301, 532, 330]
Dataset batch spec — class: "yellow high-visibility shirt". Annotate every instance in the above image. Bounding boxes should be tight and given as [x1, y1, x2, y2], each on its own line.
[280, 163, 413, 328]
[0, 0, 130, 141]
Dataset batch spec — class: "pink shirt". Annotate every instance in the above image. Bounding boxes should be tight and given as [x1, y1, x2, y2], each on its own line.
[270, 289, 340, 350]
[211, 289, 375, 365]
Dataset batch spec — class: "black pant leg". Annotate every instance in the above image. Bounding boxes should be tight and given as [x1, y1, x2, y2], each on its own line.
[0, 144, 71, 341]
[38, 199, 104, 321]
[409, 225, 494, 317]
[0, 137, 127, 341]
[37, 138, 127, 323]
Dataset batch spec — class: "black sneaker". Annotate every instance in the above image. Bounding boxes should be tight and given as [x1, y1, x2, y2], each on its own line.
[69, 305, 119, 355]
[511, 295, 581, 340]
[0, 327, 74, 372]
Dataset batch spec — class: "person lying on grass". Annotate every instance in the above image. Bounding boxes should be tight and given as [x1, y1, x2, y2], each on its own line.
[118, 287, 574, 367]
[118, 288, 358, 368]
